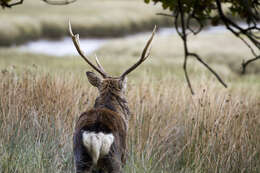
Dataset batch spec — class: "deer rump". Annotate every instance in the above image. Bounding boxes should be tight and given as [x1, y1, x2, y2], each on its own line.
[73, 108, 127, 171]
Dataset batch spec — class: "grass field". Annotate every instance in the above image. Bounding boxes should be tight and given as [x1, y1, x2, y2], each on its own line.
[0, 29, 260, 172]
[0, 0, 172, 46]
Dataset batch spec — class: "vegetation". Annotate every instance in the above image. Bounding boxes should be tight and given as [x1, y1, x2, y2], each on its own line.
[0, 0, 259, 172]
[144, 0, 259, 23]
[0, 61, 259, 173]
[144, 0, 260, 93]
[0, 0, 172, 46]
[0, 31, 260, 172]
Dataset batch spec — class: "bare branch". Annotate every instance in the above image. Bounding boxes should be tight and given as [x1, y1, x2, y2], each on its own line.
[189, 53, 227, 88]
[186, 0, 203, 35]
[242, 55, 260, 74]
[216, 1, 260, 48]
[177, 0, 194, 95]
[176, 0, 227, 94]
[183, 55, 194, 95]
[1, 0, 24, 8]
[1, 0, 76, 8]
[215, 0, 260, 74]
[42, 0, 76, 5]
[156, 13, 174, 18]
[238, 36, 257, 57]
[174, 11, 184, 37]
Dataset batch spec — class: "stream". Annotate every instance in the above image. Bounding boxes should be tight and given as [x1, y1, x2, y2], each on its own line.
[17, 25, 240, 56]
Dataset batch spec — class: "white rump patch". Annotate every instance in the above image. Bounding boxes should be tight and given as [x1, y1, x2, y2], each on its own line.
[82, 131, 114, 164]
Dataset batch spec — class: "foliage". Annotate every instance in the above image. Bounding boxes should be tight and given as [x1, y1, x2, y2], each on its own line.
[144, 0, 260, 25]
[144, 0, 260, 94]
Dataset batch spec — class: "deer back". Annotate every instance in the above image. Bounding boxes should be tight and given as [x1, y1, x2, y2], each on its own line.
[74, 108, 128, 163]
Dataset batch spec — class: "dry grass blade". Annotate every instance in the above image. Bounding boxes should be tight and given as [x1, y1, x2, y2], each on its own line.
[0, 62, 260, 172]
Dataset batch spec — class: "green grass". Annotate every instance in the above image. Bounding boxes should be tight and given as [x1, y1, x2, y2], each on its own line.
[0, 0, 172, 46]
[0, 32, 260, 172]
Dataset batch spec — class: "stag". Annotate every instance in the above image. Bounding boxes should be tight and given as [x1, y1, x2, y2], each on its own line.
[69, 22, 156, 173]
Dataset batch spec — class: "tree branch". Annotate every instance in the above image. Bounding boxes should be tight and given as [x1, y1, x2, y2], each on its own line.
[176, 0, 227, 94]
[156, 13, 173, 18]
[242, 55, 260, 74]
[177, 0, 194, 94]
[42, 0, 76, 5]
[215, 0, 260, 74]
[1, 0, 24, 8]
[1, 0, 76, 8]
[186, 0, 203, 35]
[188, 53, 227, 88]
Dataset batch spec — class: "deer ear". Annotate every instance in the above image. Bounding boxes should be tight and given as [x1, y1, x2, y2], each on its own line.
[86, 71, 101, 88]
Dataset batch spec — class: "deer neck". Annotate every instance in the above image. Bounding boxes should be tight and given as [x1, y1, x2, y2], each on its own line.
[94, 92, 130, 123]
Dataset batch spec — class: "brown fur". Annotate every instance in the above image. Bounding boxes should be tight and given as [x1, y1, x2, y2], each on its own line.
[74, 108, 127, 163]
[94, 78, 130, 128]
[73, 75, 130, 173]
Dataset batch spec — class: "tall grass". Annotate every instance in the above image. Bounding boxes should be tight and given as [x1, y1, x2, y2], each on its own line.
[0, 66, 259, 172]
[0, 29, 259, 172]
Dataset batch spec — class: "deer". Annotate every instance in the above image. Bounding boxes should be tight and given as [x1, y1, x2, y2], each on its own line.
[69, 22, 156, 173]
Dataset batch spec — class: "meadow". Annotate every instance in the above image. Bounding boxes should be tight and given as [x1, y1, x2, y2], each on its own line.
[1, 0, 260, 172]
[0, 28, 260, 173]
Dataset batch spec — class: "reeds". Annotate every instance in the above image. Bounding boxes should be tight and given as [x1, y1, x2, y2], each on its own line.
[0, 68, 259, 172]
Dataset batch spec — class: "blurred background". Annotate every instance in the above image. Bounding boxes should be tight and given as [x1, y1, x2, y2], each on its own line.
[0, 0, 259, 75]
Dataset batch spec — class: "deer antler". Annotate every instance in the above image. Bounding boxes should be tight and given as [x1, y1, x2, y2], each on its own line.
[95, 55, 107, 74]
[69, 21, 108, 77]
[120, 26, 157, 79]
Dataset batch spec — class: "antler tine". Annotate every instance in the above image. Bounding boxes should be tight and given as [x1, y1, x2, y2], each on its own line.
[120, 26, 157, 79]
[69, 21, 108, 77]
[95, 54, 107, 75]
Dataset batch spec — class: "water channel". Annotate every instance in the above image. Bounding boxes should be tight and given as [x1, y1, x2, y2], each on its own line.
[17, 24, 244, 57]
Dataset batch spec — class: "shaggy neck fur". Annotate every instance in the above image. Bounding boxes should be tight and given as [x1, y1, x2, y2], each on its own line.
[94, 91, 130, 124]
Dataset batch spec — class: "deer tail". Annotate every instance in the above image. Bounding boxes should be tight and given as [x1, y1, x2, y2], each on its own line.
[82, 131, 114, 165]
